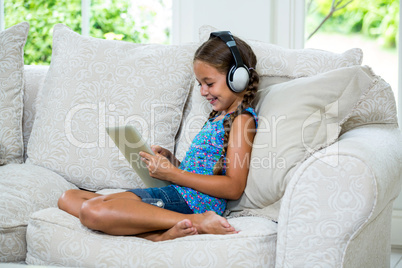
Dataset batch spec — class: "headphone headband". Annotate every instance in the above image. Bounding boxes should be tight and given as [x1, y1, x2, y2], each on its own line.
[209, 31, 246, 70]
[209, 31, 250, 93]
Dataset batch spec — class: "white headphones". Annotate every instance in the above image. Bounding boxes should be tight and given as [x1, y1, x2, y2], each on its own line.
[209, 31, 250, 93]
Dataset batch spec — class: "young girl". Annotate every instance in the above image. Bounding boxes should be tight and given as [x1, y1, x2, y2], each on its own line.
[58, 31, 260, 242]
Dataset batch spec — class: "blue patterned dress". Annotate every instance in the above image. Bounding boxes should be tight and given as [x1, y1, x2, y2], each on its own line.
[173, 107, 258, 215]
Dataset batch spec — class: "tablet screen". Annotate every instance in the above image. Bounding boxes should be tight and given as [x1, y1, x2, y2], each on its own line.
[106, 125, 171, 188]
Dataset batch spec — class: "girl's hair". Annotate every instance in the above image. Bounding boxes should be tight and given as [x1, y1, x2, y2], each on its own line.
[194, 35, 259, 175]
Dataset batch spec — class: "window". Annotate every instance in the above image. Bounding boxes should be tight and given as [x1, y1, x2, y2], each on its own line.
[305, 0, 399, 103]
[2, 0, 172, 65]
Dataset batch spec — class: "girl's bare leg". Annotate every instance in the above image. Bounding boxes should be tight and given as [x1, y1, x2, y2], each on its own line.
[58, 189, 102, 218]
[58, 189, 236, 240]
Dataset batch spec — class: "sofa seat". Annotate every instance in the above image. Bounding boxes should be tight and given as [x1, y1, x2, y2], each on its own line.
[26, 207, 277, 267]
[0, 164, 77, 262]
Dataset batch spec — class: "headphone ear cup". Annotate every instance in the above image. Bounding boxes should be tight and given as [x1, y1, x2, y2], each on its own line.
[227, 66, 249, 93]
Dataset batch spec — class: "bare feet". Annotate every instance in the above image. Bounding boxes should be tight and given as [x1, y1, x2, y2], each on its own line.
[159, 219, 198, 241]
[138, 212, 236, 242]
[193, 211, 237, 235]
[139, 219, 198, 242]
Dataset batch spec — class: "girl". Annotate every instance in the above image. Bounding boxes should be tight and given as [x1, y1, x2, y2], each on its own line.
[58, 31, 259, 242]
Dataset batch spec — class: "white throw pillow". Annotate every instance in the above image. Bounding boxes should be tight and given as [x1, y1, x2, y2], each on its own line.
[227, 65, 380, 217]
[27, 24, 197, 190]
[0, 22, 29, 165]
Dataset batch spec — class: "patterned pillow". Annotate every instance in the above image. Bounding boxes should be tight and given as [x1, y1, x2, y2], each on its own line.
[0, 163, 76, 263]
[227, 65, 387, 219]
[341, 72, 398, 134]
[27, 24, 197, 190]
[0, 22, 29, 165]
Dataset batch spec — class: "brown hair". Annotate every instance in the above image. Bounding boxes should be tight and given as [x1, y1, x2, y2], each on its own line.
[194, 35, 259, 175]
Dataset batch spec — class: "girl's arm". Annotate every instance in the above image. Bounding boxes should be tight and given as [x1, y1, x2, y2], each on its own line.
[140, 113, 256, 200]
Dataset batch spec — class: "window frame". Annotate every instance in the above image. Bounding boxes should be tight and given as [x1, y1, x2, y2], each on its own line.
[0, 0, 4, 31]
[399, 0, 402, 128]
[81, 0, 90, 36]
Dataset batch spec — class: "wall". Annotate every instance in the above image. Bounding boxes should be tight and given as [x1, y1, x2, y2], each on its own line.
[393, 0, 402, 247]
[172, 0, 305, 49]
[393, 194, 402, 246]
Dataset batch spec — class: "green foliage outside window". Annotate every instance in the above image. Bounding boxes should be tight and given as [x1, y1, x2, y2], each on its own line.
[5, 0, 159, 65]
[5, 0, 80, 65]
[89, 0, 150, 43]
[306, 0, 399, 49]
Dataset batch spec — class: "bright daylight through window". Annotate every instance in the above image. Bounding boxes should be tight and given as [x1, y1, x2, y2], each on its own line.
[3, 0, 172, 65]
[305, 0, 399, 102]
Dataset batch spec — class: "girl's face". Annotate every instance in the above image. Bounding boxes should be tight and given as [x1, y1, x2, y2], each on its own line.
[194, 60, 244, 114]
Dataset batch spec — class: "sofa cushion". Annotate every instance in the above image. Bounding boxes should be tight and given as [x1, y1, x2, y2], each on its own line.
[0, 164, 76, 263]
[26, 207, 277, 267]
[175, 25, 363, 160]
[26, 24, 197, 190]
[22, 65, 49, 161]
[227, 65, 382, 220]
[0, 22, 29, 165]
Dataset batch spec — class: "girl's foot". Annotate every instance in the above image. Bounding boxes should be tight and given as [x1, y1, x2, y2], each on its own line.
[194, 211, 237, 235]
[139, 219, 198, 242]
[159, 219, 198, 241]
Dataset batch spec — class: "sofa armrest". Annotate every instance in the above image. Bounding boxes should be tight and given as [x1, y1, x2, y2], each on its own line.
[275, 124, 402, 267]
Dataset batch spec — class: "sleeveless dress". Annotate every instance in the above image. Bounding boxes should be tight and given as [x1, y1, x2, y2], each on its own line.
[173, 107, 258, 215]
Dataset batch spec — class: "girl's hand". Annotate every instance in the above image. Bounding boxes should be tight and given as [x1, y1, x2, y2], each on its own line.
[150, 145, 181, 167]
[151, 145, 172, 159]
[139, 151, 178, 181]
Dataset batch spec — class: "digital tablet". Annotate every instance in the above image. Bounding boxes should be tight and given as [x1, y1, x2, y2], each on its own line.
[106, 125, 171, 188]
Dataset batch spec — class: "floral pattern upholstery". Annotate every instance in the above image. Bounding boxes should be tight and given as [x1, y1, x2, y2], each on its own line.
[341, 72, 398, 134]
[26, 208, 277, 268]
[276, 125, 402, 267]
[26, 24, 197, 190]
[0, 23, 400, 267]
[0, 22, 29, 165]
[0, 164, 76, 262]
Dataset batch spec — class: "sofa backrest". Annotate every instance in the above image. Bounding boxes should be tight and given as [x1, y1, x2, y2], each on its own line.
[22, 65, 49, 161]
[24, 24, 198, 191]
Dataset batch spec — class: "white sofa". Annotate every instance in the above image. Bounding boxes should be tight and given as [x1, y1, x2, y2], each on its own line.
[1, 22, 402, 267]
